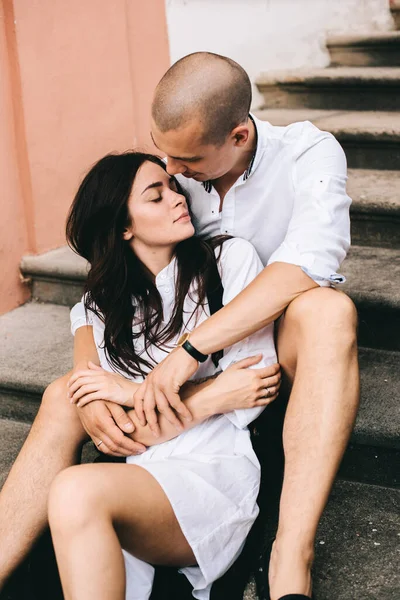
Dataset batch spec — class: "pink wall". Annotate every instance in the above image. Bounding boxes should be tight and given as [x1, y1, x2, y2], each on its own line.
[0, 0, 30, 312]
[0, 0, 170, 315]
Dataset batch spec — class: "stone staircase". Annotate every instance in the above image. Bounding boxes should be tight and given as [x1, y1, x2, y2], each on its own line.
[1, 13, 400, 600]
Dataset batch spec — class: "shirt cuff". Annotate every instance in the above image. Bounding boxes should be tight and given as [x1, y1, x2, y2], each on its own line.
[267, 243, 346, 287]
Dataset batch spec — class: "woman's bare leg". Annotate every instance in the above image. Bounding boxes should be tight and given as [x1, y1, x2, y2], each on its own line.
[48, 463, 195, 600]
[0, 373, 88, 588]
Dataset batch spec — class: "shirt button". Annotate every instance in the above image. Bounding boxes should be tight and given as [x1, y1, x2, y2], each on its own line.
[165, 288, 172, 294]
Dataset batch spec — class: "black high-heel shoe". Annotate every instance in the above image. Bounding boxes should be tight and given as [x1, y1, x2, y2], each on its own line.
[277, 595, 313, 600]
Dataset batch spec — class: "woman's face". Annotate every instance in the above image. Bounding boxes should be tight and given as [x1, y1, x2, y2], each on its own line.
[124, 161, 195, 249]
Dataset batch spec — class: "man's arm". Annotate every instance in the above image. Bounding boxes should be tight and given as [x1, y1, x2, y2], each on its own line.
[189, 262, 317, 355]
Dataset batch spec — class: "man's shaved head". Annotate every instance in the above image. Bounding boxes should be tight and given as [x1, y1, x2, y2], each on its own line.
[152, 52, 252, 146]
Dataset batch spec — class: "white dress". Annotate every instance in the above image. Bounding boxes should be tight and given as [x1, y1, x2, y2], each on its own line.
[70, 238, 277, 600]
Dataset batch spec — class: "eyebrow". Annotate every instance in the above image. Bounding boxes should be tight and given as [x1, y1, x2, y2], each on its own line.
[150, 131, 203, 162]
[141, 181, 163, 195]
[141, 176, 176, 195]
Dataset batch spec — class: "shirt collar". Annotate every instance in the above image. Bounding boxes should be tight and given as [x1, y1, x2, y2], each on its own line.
[202, 113, 259, 194]
[155, 256, 177, 284]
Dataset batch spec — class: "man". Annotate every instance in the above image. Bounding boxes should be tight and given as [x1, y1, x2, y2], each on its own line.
[0, 52, 358, 600]
[133, 52, 359, 600]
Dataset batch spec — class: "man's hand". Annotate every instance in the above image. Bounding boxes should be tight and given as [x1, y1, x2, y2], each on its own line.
[68, 362, 138, 408]
[77, 400, 147, 457]
[133, 347, 199, 437]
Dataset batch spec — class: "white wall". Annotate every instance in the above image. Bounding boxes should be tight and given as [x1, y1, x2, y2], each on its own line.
[165, 0, 394, 108]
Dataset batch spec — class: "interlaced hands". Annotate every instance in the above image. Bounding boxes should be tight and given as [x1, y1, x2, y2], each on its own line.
[133, 348, 281, 438]
[133, 347, 200, 438]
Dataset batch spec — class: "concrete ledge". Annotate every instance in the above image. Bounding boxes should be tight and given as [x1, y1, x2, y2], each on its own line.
[327, 32, 400, 67]
[257, 67, 400, 86]
[327, 32, 400, 47]
[256, 67, 400, 111]
[255, 109, 400, 169]
[21, 246, 88, 281]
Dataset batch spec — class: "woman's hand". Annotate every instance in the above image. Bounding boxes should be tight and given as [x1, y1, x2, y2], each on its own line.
[68, 362, 139, 408]
[203, 355, 281, 416]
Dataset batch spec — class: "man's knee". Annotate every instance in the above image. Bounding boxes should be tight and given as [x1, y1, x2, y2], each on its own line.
[38, 372, 86, 441]
[41, 373, 71, 410]
[286, 288, 357, 340]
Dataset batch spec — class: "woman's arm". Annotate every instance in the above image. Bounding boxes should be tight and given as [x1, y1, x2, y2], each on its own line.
[73, 326, 100, 368]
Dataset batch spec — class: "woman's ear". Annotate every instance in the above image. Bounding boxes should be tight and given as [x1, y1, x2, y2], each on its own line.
[122, 228, 133, 241]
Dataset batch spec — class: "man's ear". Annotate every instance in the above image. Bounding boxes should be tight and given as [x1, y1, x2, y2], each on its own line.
[122, 228, 133, 241]
[232, 124, 250, 147]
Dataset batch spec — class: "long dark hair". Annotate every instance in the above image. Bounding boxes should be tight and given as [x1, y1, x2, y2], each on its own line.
[66, 151, 225, 378]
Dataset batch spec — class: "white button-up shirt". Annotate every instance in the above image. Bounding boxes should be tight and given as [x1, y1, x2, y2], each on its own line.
[177, 114, 351, 286]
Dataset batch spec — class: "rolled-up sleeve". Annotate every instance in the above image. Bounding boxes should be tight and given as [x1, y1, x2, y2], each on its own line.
[267, 122, 351, 286]
[70, 296, 94, 336]
[215, 239, 277, 429]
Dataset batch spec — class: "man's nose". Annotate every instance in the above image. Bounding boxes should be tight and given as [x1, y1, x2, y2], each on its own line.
[166, 158, 185, 176]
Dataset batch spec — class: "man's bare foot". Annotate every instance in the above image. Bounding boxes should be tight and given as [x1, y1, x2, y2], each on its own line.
[268, 536, 314, 600]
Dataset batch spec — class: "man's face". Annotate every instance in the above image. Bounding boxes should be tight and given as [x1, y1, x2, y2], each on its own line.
[150, 118, 237, 182]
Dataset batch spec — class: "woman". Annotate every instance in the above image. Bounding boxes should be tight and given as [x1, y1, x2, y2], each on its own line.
[48, 151, 279, 600]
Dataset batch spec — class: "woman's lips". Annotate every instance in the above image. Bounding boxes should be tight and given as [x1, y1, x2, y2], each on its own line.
[175, 212, 191, 223]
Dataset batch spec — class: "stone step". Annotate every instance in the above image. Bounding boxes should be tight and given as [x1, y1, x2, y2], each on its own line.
[254, 480, 400, 600]
[255, 108, 400, 170]
[256, 67, 400, 112]
[20, 246, 87, 307]
[327, 31, 400, 67]
[0, 302, 398, 487]
[0, 418, 399, 599]
[341, 245, 400, 351]
[347, 169, 400, 248]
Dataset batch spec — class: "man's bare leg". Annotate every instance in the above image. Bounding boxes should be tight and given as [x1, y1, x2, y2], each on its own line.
[0, 373, 88, 589]
[268, 288, 359, 600]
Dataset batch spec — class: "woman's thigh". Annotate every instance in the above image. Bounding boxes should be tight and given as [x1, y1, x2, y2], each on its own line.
[56, 463, 196, 567]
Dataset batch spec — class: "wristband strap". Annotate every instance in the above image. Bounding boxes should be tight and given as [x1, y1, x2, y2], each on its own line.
[182, 340, 208, 363]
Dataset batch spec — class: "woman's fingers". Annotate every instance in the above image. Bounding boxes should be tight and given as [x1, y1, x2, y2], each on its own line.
[68, 376, 100, 397]
[253, 363, 281, 379]
[254, 392, 279, 407]
[231, 355, 263, 370]
[76, 391, 105, 407]
[259, 384, 279, 399]
[71, 383, 103, 403]
[260, 373, 281, 389]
